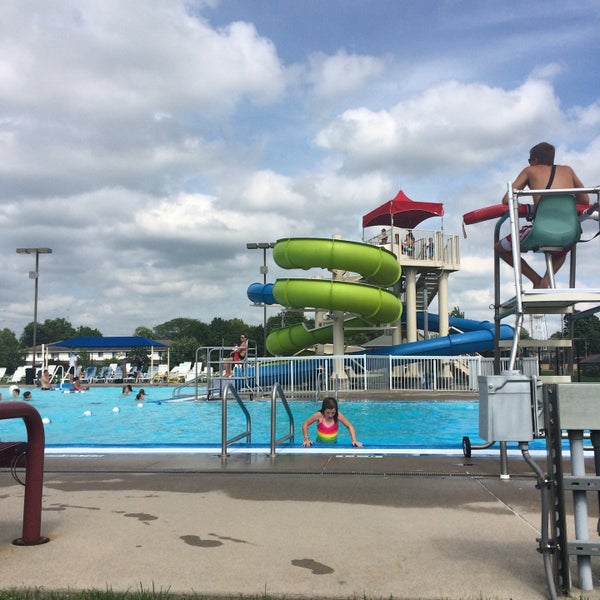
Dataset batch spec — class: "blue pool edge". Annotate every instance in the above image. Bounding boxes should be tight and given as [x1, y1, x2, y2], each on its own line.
[42, 444, 550, 458]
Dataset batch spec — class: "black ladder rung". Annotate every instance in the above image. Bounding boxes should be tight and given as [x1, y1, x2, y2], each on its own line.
[563, 476, 600, 491]
[567, 541, 600, 556]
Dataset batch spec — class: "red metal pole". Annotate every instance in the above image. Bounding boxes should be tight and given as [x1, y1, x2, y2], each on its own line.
[0, 401, 49, 545]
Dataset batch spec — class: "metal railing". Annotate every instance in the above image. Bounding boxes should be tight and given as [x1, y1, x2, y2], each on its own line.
[221, 383, 251, 459]
[269, 383, 295, 457]
[218, 382, 295, 458]
[235, 354, 539, 395]
[169, 352, 539, 399]
[480, 357, 539, 378]
[364, 228, 460, 268]
[50, 365, 65, 385]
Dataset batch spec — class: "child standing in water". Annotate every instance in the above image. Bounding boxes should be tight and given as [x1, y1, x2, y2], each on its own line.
[301, 397, 362, 447]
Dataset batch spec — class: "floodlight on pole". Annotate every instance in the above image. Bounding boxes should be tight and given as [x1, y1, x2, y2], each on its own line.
[16, 248, 53, 369]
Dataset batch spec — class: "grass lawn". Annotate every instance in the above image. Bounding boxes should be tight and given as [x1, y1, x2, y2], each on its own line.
[0, 590, 598, 600]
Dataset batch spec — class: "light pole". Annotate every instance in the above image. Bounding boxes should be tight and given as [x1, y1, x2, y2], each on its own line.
[246, 242, 276, 353]
[16, 247, 53, 369]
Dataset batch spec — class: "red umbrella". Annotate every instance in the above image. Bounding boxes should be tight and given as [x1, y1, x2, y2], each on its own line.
[362, 190, 444, 229]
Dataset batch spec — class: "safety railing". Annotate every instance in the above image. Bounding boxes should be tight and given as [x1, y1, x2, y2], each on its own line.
[0, 402, 49, 545]
[364, 228, 460, 268]
[176, 343, 260, 400]
[249, 354, 539, 394]
[218, 383, 295, 459]
[389, 355, 481, 391]
[269, 383, 295, 457]
[51, 364, 65, 385]
[170, 353, 538, 398]
[220, 383, 251, 460]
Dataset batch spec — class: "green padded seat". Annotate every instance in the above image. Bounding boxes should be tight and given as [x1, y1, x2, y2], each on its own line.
[520, 194, 581, 252]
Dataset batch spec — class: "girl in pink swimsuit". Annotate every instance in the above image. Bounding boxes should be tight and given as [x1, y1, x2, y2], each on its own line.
[301, 397, 362, 447]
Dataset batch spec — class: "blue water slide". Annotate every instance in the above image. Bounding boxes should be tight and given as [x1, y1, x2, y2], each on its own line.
[419, 313, 500, 333]
[247, 282, 513, 357]
[368, 313, 514, 357]
[248, 282, 275, 305]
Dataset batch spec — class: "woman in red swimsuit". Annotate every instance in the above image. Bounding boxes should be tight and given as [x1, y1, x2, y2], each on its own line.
[224, 333, 248, 377]
[301, 396, 362, 447]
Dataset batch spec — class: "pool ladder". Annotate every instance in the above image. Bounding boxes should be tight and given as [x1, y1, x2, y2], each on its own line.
[220, 382, 294, 460]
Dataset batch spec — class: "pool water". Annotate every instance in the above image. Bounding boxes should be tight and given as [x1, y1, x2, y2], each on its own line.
[0, 386, 504, 450]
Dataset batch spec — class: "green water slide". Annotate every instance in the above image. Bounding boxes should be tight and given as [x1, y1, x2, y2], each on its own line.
[266, 238, 402, 355]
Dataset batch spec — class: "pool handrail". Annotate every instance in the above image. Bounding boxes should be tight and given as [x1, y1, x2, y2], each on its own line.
[270, 383, 295, 458]
[51, 364, 65, 385]
[221, 383, 252, 460]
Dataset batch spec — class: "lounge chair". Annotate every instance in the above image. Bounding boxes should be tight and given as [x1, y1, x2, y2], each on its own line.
[140, 365, 157, 382]
[106, 367, 123, 383]
[0, 367, 7, 382]
[8, 366, 27, 384]
[179, 361, 192, 379]
[95, 363, 117, 383]
[185, 362, 204, 382]
[168, 362, 192, 383]
[152, 364, 169, 383]
[126, 364, 145, 382]
[81, 366, 97, 382]
[166, 364, 181, 382]
[92, 366, 108, 383]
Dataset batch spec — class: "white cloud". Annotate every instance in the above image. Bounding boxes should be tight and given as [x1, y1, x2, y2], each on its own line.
[307, 50, 385, 101]
[530, 62, 565, 81]
[0, 1, 286, 116]
[0, 0, 288, 202]
[238, 170, 306, 211]
[1, 1, 599, 343]
[570, 101, 600, 130]
[315, 78, 564, 175]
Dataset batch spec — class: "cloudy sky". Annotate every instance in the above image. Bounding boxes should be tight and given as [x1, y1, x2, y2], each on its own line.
[2, 0, 599, 340]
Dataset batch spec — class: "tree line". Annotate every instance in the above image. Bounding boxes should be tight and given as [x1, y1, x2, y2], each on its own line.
[0, 311, 314, 373]
[1, 309, 598, 374]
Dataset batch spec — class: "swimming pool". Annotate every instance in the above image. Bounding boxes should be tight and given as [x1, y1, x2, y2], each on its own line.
[0, 386, 527, 454]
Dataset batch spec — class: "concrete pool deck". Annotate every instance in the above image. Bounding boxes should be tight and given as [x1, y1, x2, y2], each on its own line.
[2, 452, 600, 599]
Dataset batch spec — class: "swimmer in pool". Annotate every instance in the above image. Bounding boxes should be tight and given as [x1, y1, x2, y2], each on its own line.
[301, 396, 362, 447]
[72, 377, 89, 391]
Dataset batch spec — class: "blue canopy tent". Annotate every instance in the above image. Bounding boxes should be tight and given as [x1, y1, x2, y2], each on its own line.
[48, 336, 167, 349]
[47, 336, 169, 378]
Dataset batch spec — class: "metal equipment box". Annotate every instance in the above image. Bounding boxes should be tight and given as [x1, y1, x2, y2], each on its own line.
[479, 372, 538, 442]
[555, 383, 600, 430]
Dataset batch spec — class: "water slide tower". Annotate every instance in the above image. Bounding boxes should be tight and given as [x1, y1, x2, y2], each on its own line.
[362, 190, 460, 343]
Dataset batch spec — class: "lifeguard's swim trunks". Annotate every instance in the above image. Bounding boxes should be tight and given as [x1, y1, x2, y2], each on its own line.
[499, 225, 570, 258]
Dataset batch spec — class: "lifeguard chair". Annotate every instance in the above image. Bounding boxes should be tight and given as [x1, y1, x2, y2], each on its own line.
[479, 183, 600, 597]
[519, 193, 582, 288]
